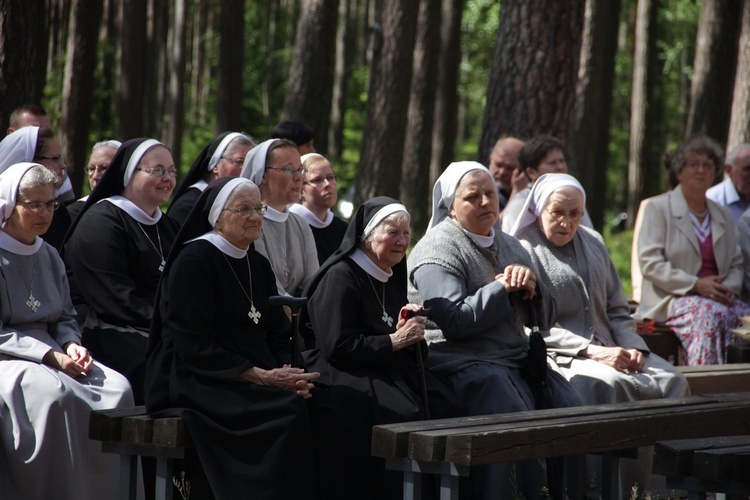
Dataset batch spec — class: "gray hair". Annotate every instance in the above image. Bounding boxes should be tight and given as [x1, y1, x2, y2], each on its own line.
[92, 140, 121, 154]
[362, 211, 411, 245]
[726, 143, 750, 167]
[225, 134, 256, 156]
[18, 165, 57, 196]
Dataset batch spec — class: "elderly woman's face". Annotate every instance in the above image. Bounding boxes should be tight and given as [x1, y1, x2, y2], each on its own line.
[35, 136, 66, 188]
[215, 185, 263, 248]
[450, 172, 498, 235]
[538, 187, 584, 247]
[87, 146, 117, 190]
[302, 159, 337, 211]
[262, 146, 303, 208]
[127, 146, 176, 212]
[677, 152, 716, 194]
[5, 183, 56, 245]
[364, 217, 411, 271]
[215, 143, 252, 178]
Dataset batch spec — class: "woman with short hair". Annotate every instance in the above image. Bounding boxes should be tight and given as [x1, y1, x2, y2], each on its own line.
[67, 140, 121, 220]
[0, 163, 133, 499]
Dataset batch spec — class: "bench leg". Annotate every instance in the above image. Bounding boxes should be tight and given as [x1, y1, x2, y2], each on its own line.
[439, 473, 459, 500]
[601, 452, 620, 500]
[403, 468, 422, 500]
[155, 457, 174, 500]
[119, 454, 138, 500]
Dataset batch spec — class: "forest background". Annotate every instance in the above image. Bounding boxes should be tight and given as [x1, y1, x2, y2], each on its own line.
[1, 0, 750, 294]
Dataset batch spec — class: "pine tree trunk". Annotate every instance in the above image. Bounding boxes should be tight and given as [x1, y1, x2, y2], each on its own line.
[478, 0, 585, 161]
[567, 0, 620, 231]
[328, 0, 358, 160]
[685, 0, 742, 145]
[281, 0, 340, 155]
[165, 0, 186, 168]
[60, 0, 103, 197]
[354, 0, 418, 203]
[216, 0, 244, 133]
[728, 0, 750, 149]
[429, 0, 464, 186]
[400, 0, 440, 237]
[118, 0, 147, 138]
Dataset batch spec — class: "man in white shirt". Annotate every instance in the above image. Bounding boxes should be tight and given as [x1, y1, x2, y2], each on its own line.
[707, 143, 750, 226]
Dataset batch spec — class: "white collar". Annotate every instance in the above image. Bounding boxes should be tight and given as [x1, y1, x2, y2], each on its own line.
[187, 231, 247, 258]
[350, 248, 393, 282]
[0, 230, 43, 255]
[101, 195, 162, 225]
[722, 177, 742, 205]
[467, 227, 496, 248]
[288, 203, 333, 228]
[264, 204, 289, 222]
[188, 179, 209, 192]
[78, 194, 89, 202]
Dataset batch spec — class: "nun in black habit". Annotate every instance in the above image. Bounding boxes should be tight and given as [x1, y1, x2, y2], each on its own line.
[167, 132, 253, 225]
[303, 196, 456, 500]
[146, 177, 339, 500]
[62, 138, 180, 404]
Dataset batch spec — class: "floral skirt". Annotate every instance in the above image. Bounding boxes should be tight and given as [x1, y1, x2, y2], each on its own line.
[666, 296, 750, 365]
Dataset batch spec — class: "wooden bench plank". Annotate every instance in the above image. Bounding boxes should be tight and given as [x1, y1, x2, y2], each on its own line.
[442, 396, 750, 466]
[653, 436, 750, 476]
[153, 418, 191, 448]
[693, 443, 750, 482]
[89, 406, 147, 442]
[678, 363, 750, 394]
[122, 415, 155, 445]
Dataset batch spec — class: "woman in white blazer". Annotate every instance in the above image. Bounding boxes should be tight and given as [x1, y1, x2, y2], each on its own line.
[634, 136, 750, 365]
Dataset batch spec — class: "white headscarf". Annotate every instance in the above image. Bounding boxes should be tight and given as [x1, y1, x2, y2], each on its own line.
[428, 161, 493, 229]
[207, 132, 245, 172]
[122, 138, 162, 186]
[240, 138, 276, 185]
[508, 173, 586, 237]
[362, 203, 408, 240]
[208, 177, 258, 227]
[0, 127, 39, 175]
[0, 162, 44, 227]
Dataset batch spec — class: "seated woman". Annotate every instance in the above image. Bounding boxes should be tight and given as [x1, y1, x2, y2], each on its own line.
[67, 139, 121, 220]
[146, 177, 337, 499]
[167, 132, 254, 225]
[634, 136, 750, 365]
[241, 139, 319, 296]
[304, 196, 452, 499]
[289, 153, 347, 264]
[0, 126, 72, 251]
[0, 163, 133, 499]
[511, 173, 690, 496]
[63, 138, 180, 404]
[407, 161, 582, 500]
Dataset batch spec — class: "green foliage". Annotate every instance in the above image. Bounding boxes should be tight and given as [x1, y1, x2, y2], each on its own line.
[603, 221, 634, 297]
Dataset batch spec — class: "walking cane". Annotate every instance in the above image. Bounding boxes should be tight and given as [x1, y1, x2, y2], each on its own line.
[401, 308, 432, 419]
[269, 296, 309, 368]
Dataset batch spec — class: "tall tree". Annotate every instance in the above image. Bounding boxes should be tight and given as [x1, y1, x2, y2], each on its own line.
[685, 0, 742, 144]
[118, 0, 148, 138]
[354, 0, 418, 203]
[165, 0, 187, 167]
[281, 0, 340, 155]
[216, 0, 244, 133]
[567, 0, 621, 230]
[400, 0, 440, 236]
[478, 0, 585, 162]
[60, 0, 103, 196]
[627, 0, 664, 223]
[328, 0, 358, 160]
[429, 0, 464, 185]
[145, 0, 169, 138]
[0, 0, 46, 132]
[728, 0, 750, 150]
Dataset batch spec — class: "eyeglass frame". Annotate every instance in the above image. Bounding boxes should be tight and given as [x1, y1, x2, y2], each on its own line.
[304, 174, 338, 187]
[223, 202, 268, 218]
[544, 208, 584, 223]
[136, 166, 179, 178]
[266, 166, 307, 177]
[34, 155, 64, 165]
[220, 156, 246, 167]
[17, 199, 60, 213]
[86, 164, 109, 175]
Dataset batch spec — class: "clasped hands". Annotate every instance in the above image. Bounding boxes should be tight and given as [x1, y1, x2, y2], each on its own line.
[43, 342, 94, 378]
[692, 274, 734, 307]
[496, 264, 537, 300]
[239, 365, 320, 399]
[583, 344, 644, 374]
[389, 304, 426, 352]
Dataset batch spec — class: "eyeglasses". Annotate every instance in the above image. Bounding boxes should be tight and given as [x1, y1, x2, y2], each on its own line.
[684, 161, 715, 171]
[136, 166, 178, 178]
[86, 164, 109, 175]
[223, 203, 267, 217]
[221, 156, 245, 167]
[267, 166, 307, 177]
[18, 200, 60, 213]
[35, 155, 64, 165]
[545, 209, 583, 223]
[305, 174, 338, 187]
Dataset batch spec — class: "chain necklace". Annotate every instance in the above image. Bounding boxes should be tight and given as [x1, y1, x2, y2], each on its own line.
[366, 275, 393, 327]
[266, 224, 289, 279]
[222, 253, 261, 324]
[136, 222, 166, 272]
[689, 207, 708, 218]
[13, 256, 40, 312]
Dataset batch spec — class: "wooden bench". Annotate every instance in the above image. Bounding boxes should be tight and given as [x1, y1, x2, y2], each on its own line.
[89, 406, 191, 500]
[679, 363, 750, 394]
[653, 436, 750, 499]
[372, 393, 750, 500]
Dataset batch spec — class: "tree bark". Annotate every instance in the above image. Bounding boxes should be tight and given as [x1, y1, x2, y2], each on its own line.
[60, 0, 103, 197]
[728, 0, 750, 150]
[0, 0, 46, 132]
[400, 0, 440, 237]
[567, 0, 620, 231]
[281, 0, 340, 155]
[354, 0, 418, 203]
[685, 0, 742, 145]
[145, 0, 169, 138]
[216, 0, 244, 133]
[478, 0, 585, 162]
[118, 0, 148, 138]
[328, 0, 358, 160]
[165, 0, 187, 168]
[429, 0, 464, 186]
[627, 0, 664, 224]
